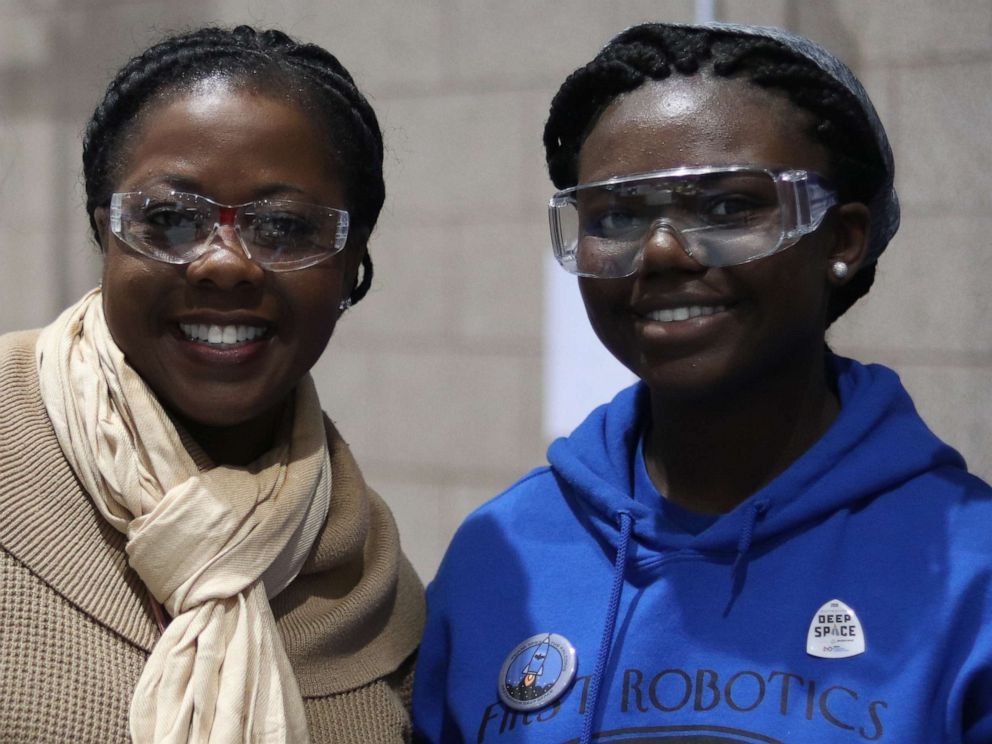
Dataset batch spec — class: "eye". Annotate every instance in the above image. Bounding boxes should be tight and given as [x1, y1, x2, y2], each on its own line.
[584, 209, 647, 238]
[250, 212, 319, 245]
[142, 203, 204, 230]
[701, 194, 772, 224]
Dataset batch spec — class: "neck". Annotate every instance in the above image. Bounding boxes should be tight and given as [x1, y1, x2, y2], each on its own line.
[643, 350, 838, 515]
[172, 402, 287, 467]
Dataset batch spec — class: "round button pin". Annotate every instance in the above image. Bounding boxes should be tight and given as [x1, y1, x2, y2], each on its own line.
[497, 632, 578, 712]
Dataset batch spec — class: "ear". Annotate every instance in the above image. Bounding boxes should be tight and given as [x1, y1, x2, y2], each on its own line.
[826, 202, 871, 286]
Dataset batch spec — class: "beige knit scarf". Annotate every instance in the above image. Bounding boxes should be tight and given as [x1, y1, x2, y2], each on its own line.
[36, 289, 331, 743]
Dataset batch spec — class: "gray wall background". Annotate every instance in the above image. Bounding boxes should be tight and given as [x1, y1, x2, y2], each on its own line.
[1, 0, 990, 580]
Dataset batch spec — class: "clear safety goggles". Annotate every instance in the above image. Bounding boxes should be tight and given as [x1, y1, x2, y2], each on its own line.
[548, 165, 837, 278]
[110, 191, 350, 272]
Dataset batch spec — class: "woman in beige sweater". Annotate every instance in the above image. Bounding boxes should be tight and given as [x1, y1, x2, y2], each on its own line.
[0, 26, 423, 744]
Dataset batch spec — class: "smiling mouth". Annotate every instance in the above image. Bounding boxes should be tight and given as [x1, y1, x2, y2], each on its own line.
[643, 304, 729, 323]
[178, 322, 271, 346]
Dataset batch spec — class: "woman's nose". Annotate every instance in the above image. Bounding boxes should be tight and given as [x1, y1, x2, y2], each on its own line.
[639, 220, 706, 273]
[185, 225, 265, 289]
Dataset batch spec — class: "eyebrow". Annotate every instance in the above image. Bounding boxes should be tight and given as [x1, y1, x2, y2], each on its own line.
[132, 177, 311, 201]
[136, 175, 200, 192]
[252, 182, 310, 199]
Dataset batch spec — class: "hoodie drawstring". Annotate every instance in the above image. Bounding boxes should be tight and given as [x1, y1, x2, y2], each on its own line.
[724, 499, 769, 616]
[579, 510, 632, 744]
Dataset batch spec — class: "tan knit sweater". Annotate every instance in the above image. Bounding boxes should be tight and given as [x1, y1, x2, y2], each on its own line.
[0, 330, 426, 743]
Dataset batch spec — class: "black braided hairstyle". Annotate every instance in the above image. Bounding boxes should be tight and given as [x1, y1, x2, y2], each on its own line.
[83, 25, 382, 305]
[544, 24, 888, 325]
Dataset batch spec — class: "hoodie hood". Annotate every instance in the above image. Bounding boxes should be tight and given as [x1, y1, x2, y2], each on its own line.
[548, 355, 965, 575]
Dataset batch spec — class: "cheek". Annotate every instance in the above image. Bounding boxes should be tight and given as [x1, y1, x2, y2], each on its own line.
[102, 241, 164, 289]
[736, 253, 831, 336]
[579, 279, 636, 348]
[579, 279, 622, 324]
[100, 250, 175, 349]
[279, 267, 348, 349]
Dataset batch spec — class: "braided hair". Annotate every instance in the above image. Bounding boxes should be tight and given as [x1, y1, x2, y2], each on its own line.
[544, 24, 888, 325]
[83, 25, 382, 305]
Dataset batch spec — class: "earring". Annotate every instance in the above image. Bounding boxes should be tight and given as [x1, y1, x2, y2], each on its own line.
[338, 297, 352, 311]
[831, 261, 849, 280]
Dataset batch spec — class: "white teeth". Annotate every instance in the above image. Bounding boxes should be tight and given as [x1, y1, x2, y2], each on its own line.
[179, 323, 267, 345]
[646, 305, 727, 323]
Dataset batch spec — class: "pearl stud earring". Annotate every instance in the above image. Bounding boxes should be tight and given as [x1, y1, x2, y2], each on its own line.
[831, 261, 849, 280]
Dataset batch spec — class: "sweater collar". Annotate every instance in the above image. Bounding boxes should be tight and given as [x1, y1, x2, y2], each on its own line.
[0, 330, 160, 651]
[0, 329, 424, 696]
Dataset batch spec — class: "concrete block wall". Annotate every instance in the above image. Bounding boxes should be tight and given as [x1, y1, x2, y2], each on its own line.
[1, 0, 989, 581]
[787, 0, 992, 483]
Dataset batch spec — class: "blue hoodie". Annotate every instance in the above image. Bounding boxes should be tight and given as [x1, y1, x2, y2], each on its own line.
[413, 357, 992, 743]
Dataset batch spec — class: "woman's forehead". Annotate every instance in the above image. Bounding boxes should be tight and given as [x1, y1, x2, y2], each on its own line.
[577, 75, 828, 184]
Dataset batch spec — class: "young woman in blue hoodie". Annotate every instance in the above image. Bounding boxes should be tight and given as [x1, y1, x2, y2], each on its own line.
[414, 22, 992, 744]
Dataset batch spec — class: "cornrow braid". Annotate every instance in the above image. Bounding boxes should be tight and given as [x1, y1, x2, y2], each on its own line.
[544, 24, 888, 324]
[83, 25, 383, 306]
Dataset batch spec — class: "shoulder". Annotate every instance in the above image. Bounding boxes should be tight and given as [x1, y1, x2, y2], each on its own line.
[0, 329, 41, 385]
[865, 462, 992, 571]
[932, 467, 992, 556]
[0, 329, 44, 431]
[0, 328, 40, 351]
[0, 329, 51, 459]
[428, 465, 572, 599]
[447, 466, 560, 545]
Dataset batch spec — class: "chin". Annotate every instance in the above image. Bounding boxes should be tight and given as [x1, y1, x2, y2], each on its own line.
[167, 389, 290, 431]
[640, 374, 729, 404]
[631, 352, 751, 405]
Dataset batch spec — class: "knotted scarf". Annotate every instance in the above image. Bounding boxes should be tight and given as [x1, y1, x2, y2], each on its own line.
[36, 288, 331, 743]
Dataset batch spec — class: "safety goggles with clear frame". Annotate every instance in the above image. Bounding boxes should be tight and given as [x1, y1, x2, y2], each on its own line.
[110, 191, 350, 272]
[548, 165, 838, 278]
